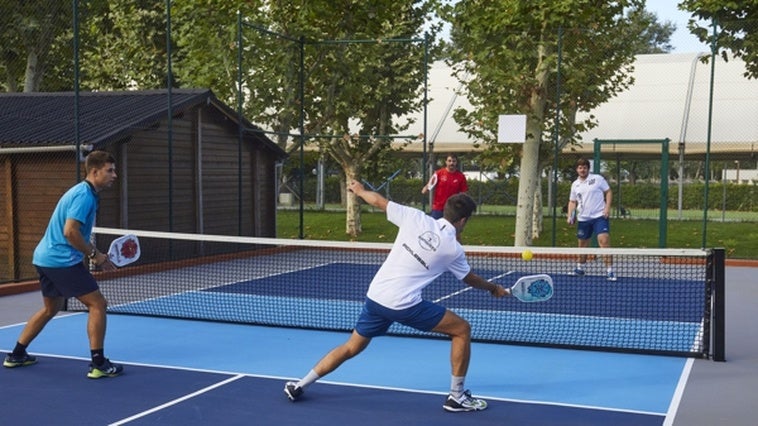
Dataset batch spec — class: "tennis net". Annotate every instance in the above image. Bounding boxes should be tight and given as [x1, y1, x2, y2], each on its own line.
[69, 227, 724, 359]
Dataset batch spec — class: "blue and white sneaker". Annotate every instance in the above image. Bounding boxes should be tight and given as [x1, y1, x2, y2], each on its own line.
[443, 390, 488, 412]
[284, 381, 304, 401]
[573, 268, 585, 276]
[87, 358, 123, 379]
[607, 271, 617, 282]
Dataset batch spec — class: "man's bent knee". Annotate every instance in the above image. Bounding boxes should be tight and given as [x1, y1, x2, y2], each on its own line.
[77, 290, 108, 310]
[433, 312, 471, 338]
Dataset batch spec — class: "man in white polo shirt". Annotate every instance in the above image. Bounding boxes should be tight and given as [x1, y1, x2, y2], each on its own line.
[567, 158, 616, 281]
[284, 180, 509, 412]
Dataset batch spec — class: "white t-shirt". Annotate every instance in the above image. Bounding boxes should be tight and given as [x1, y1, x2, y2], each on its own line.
[366, 202, 471, 309]
[569, 173, 610, 221]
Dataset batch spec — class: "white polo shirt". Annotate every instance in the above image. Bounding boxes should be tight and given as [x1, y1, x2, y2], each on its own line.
[366, 201, 471, 309]
[569, 173, 610, 221]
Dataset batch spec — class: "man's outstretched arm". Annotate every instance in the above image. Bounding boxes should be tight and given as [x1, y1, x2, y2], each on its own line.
[348, 180, 389, 212]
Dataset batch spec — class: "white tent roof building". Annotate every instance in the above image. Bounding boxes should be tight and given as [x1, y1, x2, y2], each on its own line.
[404, 53, 757, 161]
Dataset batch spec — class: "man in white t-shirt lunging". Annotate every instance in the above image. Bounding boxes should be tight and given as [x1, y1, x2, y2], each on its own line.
[284, 180, 509, 412]
[566, 158, 616, 281]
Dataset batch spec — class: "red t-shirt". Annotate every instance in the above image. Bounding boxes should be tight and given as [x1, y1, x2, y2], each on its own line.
[432, 168, 468, 211]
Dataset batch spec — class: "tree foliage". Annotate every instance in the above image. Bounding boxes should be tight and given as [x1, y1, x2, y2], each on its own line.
[440, 0, 651, 245]
[72, 0, 441, 237]
[78, 1, 170, 90]
[632, 10, 677, 54]
[679, 0, 758, 79]
[231, 0, 442, 236]
[0, 0, 71, 92]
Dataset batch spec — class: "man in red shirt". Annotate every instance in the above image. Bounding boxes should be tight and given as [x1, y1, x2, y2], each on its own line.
[422, 154, 469, 219]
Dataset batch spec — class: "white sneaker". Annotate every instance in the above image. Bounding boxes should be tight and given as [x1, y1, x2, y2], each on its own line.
[284, 381, 303, 401]
[443, 390, 488, 412]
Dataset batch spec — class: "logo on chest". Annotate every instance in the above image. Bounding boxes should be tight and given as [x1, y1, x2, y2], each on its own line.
[418, 231, 440, 251]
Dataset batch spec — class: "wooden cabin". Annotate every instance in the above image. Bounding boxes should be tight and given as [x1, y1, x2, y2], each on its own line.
[0, 89, 287, 283]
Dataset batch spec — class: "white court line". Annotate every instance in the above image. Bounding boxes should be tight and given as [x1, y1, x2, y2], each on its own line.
[662, 357, 695, 426]
[108, 374, 246, 426]
[432, 271, 513, 303]
[0, 311, 84, 330]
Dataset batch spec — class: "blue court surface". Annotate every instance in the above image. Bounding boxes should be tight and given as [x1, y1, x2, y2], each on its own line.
[1, 312, 689, 425]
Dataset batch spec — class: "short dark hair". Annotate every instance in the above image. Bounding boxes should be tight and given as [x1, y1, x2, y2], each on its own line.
[85, 150, 116, 173]
[576, 158, 590, 168]
[443, 193, 477, 223]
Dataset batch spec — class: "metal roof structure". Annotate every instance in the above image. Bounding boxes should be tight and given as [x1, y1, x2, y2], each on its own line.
[0, 89, 282, 156]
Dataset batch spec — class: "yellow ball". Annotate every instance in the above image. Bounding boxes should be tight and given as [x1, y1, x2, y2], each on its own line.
[521, 250, 533, 261]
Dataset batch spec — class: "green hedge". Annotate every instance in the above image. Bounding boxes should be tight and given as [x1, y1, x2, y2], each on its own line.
[289, 177, 756, 212]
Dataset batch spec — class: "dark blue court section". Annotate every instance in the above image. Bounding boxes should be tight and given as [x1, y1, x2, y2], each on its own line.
[204, 262, 704, 323]
[442, 269, 705, 322]
[1, 356, 664, 426]
[204, 262, 379, 301]
[1, 356, 231, 425]
[131, 379, 663, 426]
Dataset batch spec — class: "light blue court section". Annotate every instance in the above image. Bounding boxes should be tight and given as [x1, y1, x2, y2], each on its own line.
[461, 309, 703, 352]
[109, 292, 363, 329]
[0, 313, 686, 414]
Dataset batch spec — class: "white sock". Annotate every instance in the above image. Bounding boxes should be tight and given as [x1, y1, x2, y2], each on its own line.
[607, 267, 614, 273]
[297, 369, 320, 388]
[450, 375, 465, 398]
[576, 263, 584, 270]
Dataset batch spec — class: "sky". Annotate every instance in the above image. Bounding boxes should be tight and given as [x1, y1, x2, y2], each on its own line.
[647, 0, 710, 53]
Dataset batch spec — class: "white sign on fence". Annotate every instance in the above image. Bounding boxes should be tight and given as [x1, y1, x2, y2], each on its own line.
[497, 114, 526, 143]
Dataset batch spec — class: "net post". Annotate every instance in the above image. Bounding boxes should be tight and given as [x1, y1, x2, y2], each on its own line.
[710, 247, 726, 361]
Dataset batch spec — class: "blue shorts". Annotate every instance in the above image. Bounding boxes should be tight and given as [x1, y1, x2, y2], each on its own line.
[35, 263, 99, 298]
[576, 216, 610, 240]
[355, 298, 447, 338]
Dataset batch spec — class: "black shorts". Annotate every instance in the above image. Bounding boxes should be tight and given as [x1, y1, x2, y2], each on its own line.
[35, 262, 99, 298]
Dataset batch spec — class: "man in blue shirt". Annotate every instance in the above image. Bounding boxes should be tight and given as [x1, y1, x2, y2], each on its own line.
[3, 151, 124, 378]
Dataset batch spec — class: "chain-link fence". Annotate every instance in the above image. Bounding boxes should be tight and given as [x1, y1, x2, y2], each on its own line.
[1, 2, 756, 283]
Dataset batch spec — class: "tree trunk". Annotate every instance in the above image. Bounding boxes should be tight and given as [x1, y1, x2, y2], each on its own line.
[514, 43, 550, 246]
[24, 51, 39, 92]
[514, 122, 542, 246]
[532, 183, 543, 240]
[344, 165, 361, 237]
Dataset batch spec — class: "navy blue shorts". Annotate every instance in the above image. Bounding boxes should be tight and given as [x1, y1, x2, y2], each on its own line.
[576, 216, 610, 240]
[355, 298, 447, 338]
[35, 263, 99, 298]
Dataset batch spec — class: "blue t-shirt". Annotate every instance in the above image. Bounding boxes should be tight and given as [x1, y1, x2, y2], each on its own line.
[33, 181, 98, 267]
